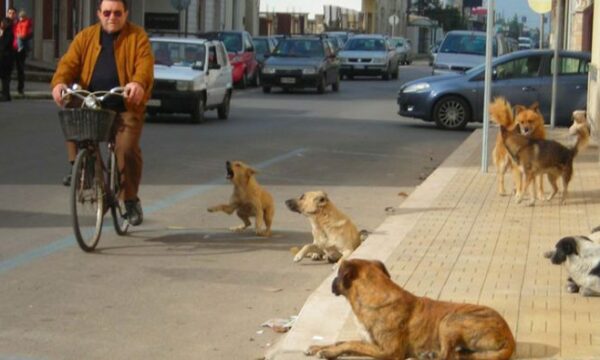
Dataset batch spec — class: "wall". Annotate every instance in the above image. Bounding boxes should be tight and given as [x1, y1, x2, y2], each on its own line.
[589, 0, 599, 152]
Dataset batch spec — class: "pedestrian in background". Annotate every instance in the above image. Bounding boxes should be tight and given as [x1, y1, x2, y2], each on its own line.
[9, 8, 32, 95]
[0, 17, 15, 102]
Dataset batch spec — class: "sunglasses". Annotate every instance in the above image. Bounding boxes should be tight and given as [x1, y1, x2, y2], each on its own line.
[101, 10, 123, 18]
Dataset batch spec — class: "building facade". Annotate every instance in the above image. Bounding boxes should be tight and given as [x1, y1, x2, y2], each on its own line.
[362, 0, 409, 37]
[1, 0, 259, 64]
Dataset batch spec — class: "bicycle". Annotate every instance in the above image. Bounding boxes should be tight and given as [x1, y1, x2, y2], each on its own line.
[58, 85, 129, 252]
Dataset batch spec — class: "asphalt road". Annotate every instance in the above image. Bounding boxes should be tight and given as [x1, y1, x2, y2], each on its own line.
[0, 63, 475, 360]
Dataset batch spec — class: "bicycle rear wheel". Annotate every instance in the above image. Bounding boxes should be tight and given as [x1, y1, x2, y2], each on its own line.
[109, 151, 129, 235]
[71, 148, 104, 252]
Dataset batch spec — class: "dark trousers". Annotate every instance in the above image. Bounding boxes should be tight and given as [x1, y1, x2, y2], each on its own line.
[15, 51, 26, 93]
[0, 76, 11, 100]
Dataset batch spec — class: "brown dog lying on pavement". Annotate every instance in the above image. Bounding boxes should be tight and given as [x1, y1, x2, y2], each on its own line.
[306, 259, 515, 360]
[207, 160, 274, 236]
[285, 191, 365, 267]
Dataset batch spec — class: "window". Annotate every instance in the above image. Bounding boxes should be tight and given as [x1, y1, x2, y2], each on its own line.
[243, 33, 253, 51]
[494, 56, 541, 80]
[550, 57, 590, 75]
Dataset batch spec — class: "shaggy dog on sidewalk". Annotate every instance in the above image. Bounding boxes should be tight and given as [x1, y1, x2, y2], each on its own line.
[544, 228, 600, 297]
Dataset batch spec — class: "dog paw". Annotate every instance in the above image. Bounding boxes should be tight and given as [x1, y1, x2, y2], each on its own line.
[310, 253, 323, 261]
[256, 229, 271, 237]
[581, 287, 600, 297]
[293, 254, 304, 263]
[207, 207, 217, 213]
[566, 283, 580, 293]
[305, 345, 322, 356]
[229, 225, 247, 232]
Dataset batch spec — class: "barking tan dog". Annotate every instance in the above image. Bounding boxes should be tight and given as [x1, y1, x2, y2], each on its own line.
[285, 191, 364, 266]
[491, 97, 546, 198]
[207, 160, 274, 236]
[306, 259, 515, 360]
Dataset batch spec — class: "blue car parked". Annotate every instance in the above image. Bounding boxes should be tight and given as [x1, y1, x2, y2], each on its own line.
[398, 50, 590, 130]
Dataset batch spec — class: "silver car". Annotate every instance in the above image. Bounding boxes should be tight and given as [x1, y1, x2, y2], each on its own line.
[432, 30, 510, 75]
[390, 37, 412, 65]
[338, 35, 400, 80]
[398, 50, 590, 130]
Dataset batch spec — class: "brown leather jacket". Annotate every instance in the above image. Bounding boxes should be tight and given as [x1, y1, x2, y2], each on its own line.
[51, 22, 154, 115]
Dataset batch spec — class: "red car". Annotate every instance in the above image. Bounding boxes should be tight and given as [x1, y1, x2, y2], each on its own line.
[200, 31, 259, 88]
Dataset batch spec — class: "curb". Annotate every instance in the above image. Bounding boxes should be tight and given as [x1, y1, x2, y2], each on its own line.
[266, 129, 484, 359]
[10, 91, 52, 100]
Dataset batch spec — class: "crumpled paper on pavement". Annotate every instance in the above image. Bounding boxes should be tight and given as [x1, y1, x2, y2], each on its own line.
[261, 316, 298, 333]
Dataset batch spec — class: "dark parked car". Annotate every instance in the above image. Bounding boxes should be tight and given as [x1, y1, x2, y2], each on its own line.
[200, 31, 259, 88]
[261, 36, 340, 94]
[397, 50, 590, 130]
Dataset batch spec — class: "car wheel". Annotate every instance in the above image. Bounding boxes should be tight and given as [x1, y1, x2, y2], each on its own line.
[262, 86, 271, 93]
[433, 96, 470, 130]
[217, 92, 231, 120]
[317, 75, 326, 94]
[332, 73, 340, 92]
[239, 72, 248, 89]
[191, 95, 206, 124]
[253, 71, 260, 87]
[382, 65, 390, 80]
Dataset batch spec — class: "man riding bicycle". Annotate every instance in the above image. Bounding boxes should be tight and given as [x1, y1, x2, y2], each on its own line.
[51, 0, 153, 226]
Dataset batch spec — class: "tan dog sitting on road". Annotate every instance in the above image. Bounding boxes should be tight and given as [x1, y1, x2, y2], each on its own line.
[285, 191, 365, 266]
[306, 259, 515, 360]
[207, 161, 274, 237]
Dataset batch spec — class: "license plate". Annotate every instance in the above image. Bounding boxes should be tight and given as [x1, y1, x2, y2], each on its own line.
[354, 65, 364, 70]
[280, 77, 296, 84]
[147, 99, 161, 107]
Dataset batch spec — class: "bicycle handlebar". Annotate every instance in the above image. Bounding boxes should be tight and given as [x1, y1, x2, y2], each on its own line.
[61, 85, 126, 109]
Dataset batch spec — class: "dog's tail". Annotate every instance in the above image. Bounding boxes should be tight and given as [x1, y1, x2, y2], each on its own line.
[489, 97, 514, 129]
[359, 229, 370, 242]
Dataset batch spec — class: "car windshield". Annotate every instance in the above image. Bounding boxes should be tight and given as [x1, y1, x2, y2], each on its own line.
[219, 33, 243, 53]
[439, 33, 497, 56]
[151, 41, 206, 68]
[273, 39, 324, 57]
[390, 38, 405, 47]
[253, 39, 269, 54]
[344, 38, 386, 51]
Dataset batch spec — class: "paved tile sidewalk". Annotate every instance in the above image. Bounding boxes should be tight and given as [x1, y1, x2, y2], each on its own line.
[269, 128, 600, 360]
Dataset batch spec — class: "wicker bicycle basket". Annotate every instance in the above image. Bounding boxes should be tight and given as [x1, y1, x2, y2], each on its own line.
[58, 108, 117, 142]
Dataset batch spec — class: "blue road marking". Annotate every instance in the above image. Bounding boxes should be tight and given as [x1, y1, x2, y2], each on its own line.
[0, 148, 306, 275]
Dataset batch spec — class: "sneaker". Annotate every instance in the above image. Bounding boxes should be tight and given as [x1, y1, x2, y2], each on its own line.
[125, 198, 143, 226]
[62, 173, 72, 187]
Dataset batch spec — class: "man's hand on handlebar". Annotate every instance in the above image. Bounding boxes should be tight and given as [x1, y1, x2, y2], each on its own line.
[52, 83, 68, 107]
[123, 82, 145, 106]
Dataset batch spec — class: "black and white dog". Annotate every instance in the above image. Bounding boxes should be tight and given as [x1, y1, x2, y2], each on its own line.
[544, 230, 600, 296]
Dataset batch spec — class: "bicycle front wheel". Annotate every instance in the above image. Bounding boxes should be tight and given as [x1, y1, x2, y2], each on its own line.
[109, 151, 129, 235]
[71, 148, 104, 252]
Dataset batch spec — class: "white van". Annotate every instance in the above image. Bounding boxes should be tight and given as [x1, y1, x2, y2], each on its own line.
[432, 30, 509, 75]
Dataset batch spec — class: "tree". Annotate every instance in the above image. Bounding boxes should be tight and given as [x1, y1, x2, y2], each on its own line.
[507, 14, 522, 39]
[409, 0, 466, 32]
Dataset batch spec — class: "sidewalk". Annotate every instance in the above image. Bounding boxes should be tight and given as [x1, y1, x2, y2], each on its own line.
[8, 80, 51, 100]
[267, 128, 600, 360]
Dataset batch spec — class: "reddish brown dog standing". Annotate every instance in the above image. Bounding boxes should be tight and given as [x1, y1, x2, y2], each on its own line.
[306, 259, 515, 360]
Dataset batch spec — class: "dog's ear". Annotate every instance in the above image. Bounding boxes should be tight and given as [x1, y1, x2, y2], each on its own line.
[339, 260, 358, 290]
[247, 167, 257, 177]
[514, 105, 527, 115]
[373, 260, 391, 278]
[316, 193, 329, 207]
[529, 101, 540, 113]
